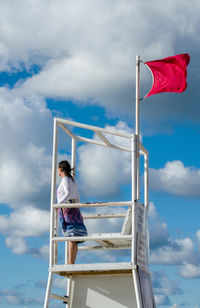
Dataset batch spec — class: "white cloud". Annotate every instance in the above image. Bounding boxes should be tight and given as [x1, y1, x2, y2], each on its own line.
[149, 202, 169, 249]
[150, 237, 195, 265]
[196, 230, 200, 242]
[0, 207, 49, 237]
[149, 202, 157, 219]
[0, 206, 50, 258]
[0, 88, 51, 148]
[150, 161, 200, 197]
[152, 270, 182, 296]
[0, 0, 199, 117]
[0, 144, 51, 207]
[5, 235, 49, 259]
[5, 237, 28, 255]
[53, 277, 68, 290]
[155, 294, 170, 306]
[78, 121, 132, 198]
[0, 87, 54, 259]
[29, 244, 49, 260]
[15, 54, 134, 113]
[0, 88, 52, 208]
[0, 289, 43, 306]
[179, 262, 200, 278]
[1, 0, 199, 68]
[0, 0, 177, 69]
[150, 221, 169, 249]
[0, 0, 199, 145]
[152, 270, 182, 306]
[149, 205, 200, 280]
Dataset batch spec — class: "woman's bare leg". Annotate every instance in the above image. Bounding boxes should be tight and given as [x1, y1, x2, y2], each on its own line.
[68, 241, 78, 264]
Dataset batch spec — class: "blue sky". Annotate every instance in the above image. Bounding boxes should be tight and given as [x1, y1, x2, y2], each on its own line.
[0, 0, 200, 307]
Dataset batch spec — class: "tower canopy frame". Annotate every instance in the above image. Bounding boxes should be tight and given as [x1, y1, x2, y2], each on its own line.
[44, 117, 155, 308]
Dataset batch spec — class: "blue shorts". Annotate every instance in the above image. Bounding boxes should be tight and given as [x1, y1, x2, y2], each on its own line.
[62, 223, 87, 244]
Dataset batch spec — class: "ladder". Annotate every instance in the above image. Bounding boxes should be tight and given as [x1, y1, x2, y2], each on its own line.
[44, 118, 156, 308]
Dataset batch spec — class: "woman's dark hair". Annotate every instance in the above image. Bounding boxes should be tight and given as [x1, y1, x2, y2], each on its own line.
[58, 160, 74, 180]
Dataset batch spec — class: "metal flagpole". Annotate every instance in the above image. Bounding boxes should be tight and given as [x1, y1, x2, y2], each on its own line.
[132, 56, 141, 265]
[135, 55, 140, 200]
[132, 55, 144, 308]
[131, 55, 140, 267]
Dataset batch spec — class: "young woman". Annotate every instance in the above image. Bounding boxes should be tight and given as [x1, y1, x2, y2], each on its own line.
[57, 160, 87, 264]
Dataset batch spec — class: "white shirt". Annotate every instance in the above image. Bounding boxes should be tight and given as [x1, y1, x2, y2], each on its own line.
[57, 176, 80, 204]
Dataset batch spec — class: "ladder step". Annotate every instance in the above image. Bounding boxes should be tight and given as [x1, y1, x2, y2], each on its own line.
[50, 293, 69, 303]
[50, 262, 135, 276]
[53, 201, 132, 209]
[79, 244, 131, 250]
[52, 234, 132, 242]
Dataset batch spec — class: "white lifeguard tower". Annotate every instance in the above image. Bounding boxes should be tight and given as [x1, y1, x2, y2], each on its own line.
[44, 56, 156, 308]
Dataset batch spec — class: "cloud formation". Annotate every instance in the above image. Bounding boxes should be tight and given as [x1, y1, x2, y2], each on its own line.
[154, 294, 170, 306]
[5, 237, 28, 255]
[179, 262, 200, 279]
[196, 230, 200, 242]
[5, 236, 49, 259]
[0, 206, 49, 258]
[150, 160, 200, 197]
[150, 237, 195, 265]
[0, 289, 43, 306]
[0, 88, 52, 209]
[0, 0, 199, 123]
[1, 0, 199, 72]
[149, 203, 200, 270]
[152, 270, 182, 306]
[0, 207, 49, 237]
[149, 202, 170, 249]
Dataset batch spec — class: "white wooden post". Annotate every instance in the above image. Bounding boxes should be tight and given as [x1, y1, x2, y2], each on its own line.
[71, 138, 76, 177]
[65, 138, 76, 265]
[50, 118, 58, 268]
[64, 138, 77, 306]
[45, 118, 58, 308]
[44, 272, 53, 308]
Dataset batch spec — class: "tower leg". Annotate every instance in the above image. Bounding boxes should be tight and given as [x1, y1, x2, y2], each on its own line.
[132, 269, 143, 308]
[64, 277, 69, 308]
[67, 275, 73, 308]
[44, 272, 53, 308]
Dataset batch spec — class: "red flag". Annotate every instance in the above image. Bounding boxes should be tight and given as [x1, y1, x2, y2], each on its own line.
[145, 53, 190, 98]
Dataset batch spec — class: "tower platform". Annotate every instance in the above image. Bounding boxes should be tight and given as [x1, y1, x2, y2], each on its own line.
[50, 262, 134, 276]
